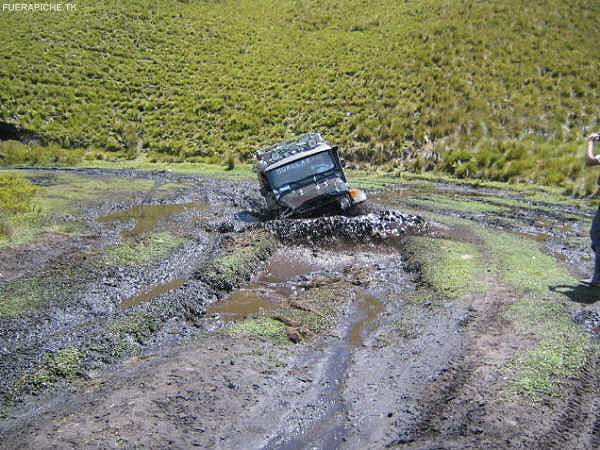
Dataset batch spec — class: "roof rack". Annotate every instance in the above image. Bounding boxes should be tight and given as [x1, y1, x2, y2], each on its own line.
[255, 133, 326, 167]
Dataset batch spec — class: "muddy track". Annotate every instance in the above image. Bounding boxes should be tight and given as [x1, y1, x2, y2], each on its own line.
[2, 167, 600, 449]
[531, 354, 600, 449]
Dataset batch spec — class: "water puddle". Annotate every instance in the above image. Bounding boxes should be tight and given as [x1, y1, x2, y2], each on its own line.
[260, 253, 319, 284]
[98, 202, 207, 239]
[207, 289, 277, 321]
[208, 250, 319, 322]
[350, 291, 384, 347]
[121, 278, 185, 309]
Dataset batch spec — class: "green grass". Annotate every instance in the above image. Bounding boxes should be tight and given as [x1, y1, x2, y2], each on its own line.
[0, 278, 47, 317]
[29, 347, 83, 388]
[504, 299, 592, 399]
[0, 173, 43, 246]
[1, 1, 600, 192]
[410, 212, 594, 400]
[484, 230, 576, 295]
[200, 232, 277, 290]
[463, 222, 590, 399]
[406, 194, 507, 215]
[227, 317, 287, 343]
[0, 170, 159, 248]
[406, 236, 483, 300]
[103, 232, 186, 267]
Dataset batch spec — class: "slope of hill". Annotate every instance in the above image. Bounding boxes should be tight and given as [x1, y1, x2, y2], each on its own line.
[1, 0, 599, 192]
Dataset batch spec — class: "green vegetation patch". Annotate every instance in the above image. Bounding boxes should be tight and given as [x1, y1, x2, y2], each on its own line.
[406, 194, 506, 215]
[227, 317, 287, 343]
[0, 173, 43, 246]
[41, 172, 155, 213]
[0, 140, 86, 166]
[504, 299, 592, 399]
[1, 1, 599, 190]
[103, 232, 186, 267]
[483, 230, 576, 295]
[0, 278, 48, 317]
[99, 312, 162, 361]
[29, 347, 83, 388]
[405, 236, 483, 300]
[200, 232, 277, 291]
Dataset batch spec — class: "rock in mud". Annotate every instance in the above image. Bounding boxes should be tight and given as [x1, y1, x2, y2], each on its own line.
[263, 209, 426, 245]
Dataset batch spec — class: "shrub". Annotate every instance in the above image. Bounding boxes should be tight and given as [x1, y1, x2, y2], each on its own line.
[0, 173, 38, 214]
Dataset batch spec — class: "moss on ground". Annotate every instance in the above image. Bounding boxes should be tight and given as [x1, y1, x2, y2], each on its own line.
[99, 312, 162, 361]
[103, 232, 186, 267]
[29, 347, 83, 388]
[40, 172, 155, 213]
[483, 230, 576, 295]
[0, 170, 159, 249]
[200, 232, 277, 291]
[227, 317, 288, 343]
[405, 236, 483, 301]
[406, 194, 506, 215]
[405, 209, 594, 400]
[457, 221, 590, 400]
[0, 278, 48, 317]
[504, 299, 593, 399]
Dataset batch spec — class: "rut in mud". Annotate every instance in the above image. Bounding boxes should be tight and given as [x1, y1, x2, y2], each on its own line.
[1, 167, 600, 449]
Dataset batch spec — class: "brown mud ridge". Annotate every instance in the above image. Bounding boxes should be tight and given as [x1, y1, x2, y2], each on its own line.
[1, 167, 599, 449]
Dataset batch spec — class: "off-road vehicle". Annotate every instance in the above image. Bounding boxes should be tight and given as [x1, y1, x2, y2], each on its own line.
[254, 133, 367, 217]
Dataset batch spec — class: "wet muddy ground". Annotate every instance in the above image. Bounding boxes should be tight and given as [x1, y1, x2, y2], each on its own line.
[1, 168, 600, 449]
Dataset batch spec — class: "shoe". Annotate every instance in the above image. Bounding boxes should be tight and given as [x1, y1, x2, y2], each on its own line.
[580, 278, 600, 287]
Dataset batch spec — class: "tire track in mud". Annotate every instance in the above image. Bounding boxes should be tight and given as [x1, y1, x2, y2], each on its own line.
[262, 292, 383, 450]
[531, 354, 600, 449]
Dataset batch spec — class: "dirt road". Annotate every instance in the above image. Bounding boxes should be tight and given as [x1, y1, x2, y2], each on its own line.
[1, 168, 599, 449]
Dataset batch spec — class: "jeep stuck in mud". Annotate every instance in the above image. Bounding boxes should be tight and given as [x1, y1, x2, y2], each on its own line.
[254, 133, 367, 217]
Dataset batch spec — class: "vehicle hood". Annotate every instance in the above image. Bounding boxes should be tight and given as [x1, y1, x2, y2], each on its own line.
[276, 176, 349, 210]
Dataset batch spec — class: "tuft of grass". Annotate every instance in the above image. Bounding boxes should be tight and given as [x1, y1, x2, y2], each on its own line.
[483, 230, 576, 295]
[0, 278, 47, 317]
[104, 232, 186, 267]
[1, 1, 599, 190]
[406, 236, 483, 300]
[504, 299, 592, 399]
[200, 232, 277, 291]
[100, 312, 162, 361]
[29, 347, 83, 388]
[0, 173, 43, 246]
[227, 317, 287, 342]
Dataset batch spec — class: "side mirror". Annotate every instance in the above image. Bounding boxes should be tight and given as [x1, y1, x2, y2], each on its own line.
[340, 158, 346, 168]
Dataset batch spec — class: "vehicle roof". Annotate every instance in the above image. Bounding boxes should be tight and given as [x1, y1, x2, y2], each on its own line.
[264, 143, 334, 172]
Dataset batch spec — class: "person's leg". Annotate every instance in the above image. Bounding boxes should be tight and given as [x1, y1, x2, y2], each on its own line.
[590, 207, 600, 284]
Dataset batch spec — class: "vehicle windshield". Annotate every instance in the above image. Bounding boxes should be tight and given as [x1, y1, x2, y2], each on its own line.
[267, 151, 337, 190]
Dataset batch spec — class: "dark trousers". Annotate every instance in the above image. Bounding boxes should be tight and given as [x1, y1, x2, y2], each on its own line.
[591, 207, 600, 282]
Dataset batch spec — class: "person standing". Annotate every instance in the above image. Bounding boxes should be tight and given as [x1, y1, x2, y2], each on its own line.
[583, 132, 600, 286]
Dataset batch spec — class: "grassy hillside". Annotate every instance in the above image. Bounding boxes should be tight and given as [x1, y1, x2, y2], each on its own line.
[1, 0, 600, 192]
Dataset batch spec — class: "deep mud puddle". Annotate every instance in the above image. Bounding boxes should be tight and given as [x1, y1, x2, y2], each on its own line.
[97, 202, 208, 239]
[350, 291, 385, 347]
[207, 249, 320, 321]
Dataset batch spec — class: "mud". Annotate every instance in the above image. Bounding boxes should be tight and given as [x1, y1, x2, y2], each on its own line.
[121, 278, 186, 310]
[1, 167, 600, 449]
[97, 202, 208, 240]
[263, 210, 427, 245]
